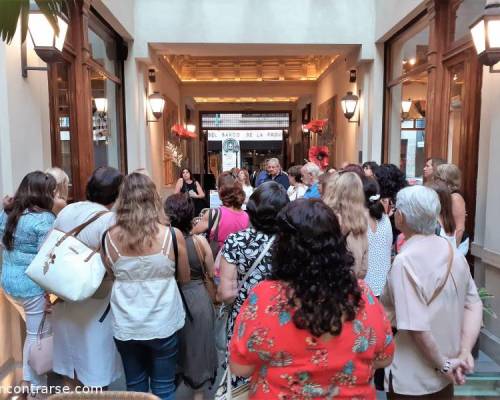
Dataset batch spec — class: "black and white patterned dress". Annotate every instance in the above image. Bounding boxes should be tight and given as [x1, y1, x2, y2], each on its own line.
[221, 227, 274, 387]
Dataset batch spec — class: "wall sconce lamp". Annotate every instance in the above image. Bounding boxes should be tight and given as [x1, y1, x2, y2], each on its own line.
[21, 9, 68, 77]
[147, 92, 166, 124]
[470, 0, 500, 67]
[301, 124, 310, 138]
[184, 106, 196, 132]
[341, 91, 359, 125]
[401, 98, 412, 119]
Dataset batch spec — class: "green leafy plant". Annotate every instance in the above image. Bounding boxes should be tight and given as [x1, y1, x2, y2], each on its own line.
[479, 288, 497, 319]
[0, 0, 68, 45]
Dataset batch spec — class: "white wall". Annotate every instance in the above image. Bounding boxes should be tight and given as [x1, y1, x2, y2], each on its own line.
[133, 0, 375, 58]
[0, 35, 52, 197]
[472, 67, 500, 363]
[375, 0, 426, 41]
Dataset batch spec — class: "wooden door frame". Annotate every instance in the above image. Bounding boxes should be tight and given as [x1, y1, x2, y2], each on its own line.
[382, 0, 483, 240]
[441, 46, 482, 239]
[47, 0, 127, 199]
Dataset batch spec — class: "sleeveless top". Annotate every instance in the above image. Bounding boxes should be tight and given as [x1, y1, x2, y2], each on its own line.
[210, 206, 250, 249]
[106, 229, 185, 341]
[181, 180, 197, 194]
[185, 234, 204, 281]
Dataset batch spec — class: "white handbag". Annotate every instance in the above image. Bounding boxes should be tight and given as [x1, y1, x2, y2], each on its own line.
[26, 211, 109, 302]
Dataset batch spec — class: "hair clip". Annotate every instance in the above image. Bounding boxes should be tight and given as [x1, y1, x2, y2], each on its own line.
[369, 194, 381, 202]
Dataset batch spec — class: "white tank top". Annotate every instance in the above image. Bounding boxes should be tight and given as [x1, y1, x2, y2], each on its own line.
[106, 229, 185, 341]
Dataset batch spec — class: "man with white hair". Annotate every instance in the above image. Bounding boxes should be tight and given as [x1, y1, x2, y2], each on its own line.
[301, 162, 321, 199]
[258, 158, 290, 190]
[381, 185, 482, 399]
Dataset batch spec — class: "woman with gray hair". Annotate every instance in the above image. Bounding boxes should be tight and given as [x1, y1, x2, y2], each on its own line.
[381, 185, 482, 399]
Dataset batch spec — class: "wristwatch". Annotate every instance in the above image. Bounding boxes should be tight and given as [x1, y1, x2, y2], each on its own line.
[437, 359, 452, 374]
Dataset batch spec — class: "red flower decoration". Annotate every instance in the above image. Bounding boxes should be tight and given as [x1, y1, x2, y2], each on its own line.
[304, 119, 328, 133]
[171, 123, 197, 139]
[308, 146, 330, 171]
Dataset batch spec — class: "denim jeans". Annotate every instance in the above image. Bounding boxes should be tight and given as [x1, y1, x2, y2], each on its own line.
[115, 333, 178, 400]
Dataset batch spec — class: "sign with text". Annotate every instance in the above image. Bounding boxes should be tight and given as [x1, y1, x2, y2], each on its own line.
[222, 139, 240, 171]
[208, 130, 283, 141]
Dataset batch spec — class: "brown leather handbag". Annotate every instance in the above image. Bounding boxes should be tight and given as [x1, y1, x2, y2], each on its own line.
[192, 234, 219, 304]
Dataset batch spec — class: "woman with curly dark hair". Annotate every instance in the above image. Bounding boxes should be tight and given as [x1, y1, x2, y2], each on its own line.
[164, 194, 217, 400]
[229, 199, 394, 399]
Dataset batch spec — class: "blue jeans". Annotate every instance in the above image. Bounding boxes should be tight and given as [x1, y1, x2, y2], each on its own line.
[115, 333, 178, 400]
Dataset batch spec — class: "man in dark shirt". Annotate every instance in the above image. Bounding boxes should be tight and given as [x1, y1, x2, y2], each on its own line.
[258, 158, 290, 190]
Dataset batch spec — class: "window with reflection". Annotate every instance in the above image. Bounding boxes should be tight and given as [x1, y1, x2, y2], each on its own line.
[386, 16, 429, 183]
[88, 12, 125, 171]
[452, 0, 486, 43]
[50, 61, 74, 197]
[390, 21, 429, 81]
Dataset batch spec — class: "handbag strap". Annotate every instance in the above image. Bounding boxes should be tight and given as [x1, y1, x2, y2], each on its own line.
[208, 208, 221, 241]
[237, 234, 276, 291]
[57, 210, 109, 246]
[170, 227, 193, 322]
[427, 239, 454, 306]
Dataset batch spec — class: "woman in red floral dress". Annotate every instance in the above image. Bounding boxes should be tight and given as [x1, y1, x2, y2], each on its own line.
[229, 199, 394, 399]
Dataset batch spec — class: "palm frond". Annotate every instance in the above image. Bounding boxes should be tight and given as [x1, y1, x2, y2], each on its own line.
[0, 0, 29, 44]
[0, 0, 72, 45]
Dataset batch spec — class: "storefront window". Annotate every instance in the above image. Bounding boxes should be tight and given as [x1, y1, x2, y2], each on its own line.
[447, 63, 465, 165]
[91, 71, 122, 169]
[453, 0, 486, 43]
[386, 17, 429, 182]
[88, 13, 125, 171]
[390, 22, 429, 81]
[49, 61, 74, 197]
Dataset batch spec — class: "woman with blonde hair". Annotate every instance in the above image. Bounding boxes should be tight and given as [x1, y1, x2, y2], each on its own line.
[103, 172, 190, 399]
[237, 168, 254, 207]
[322, 171, 368, 278]
[434, 163, 469, 254]
[46, 167, 69, 215]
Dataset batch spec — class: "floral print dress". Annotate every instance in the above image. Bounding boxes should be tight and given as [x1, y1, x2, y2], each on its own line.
[222, 227, 275, 389]
[229, 280, 395, 399]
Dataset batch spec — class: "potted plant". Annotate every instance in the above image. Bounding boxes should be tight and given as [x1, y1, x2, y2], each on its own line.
[472, 288, 497, 358]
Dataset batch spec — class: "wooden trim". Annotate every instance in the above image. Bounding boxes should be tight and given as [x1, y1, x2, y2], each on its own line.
[386, 63, 430, 88]
[87, 58, 122, 84]
[471, 243, 500, 270]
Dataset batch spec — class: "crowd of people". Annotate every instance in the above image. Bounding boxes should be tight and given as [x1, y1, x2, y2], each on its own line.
[0, 156, 482, 400]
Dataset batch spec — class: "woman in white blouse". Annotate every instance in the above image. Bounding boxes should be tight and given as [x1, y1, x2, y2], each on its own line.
[286, 165, 307, 201]
[52, 167, 124, 389]
[237, 169, 254, 208]
[103, 172, 190, 399]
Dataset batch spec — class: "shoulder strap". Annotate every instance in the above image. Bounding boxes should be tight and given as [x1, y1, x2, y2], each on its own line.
[170, 227, 193, 322]
[57, 210, 109, 245]
[238, 234, 276, 291]
[207, 208, 220, 237]
[427, 239, 454, 306]
[100, 229, 116, 278]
